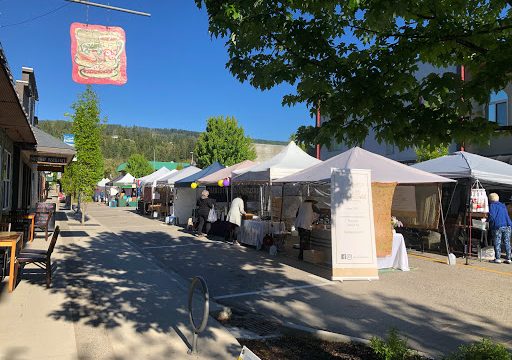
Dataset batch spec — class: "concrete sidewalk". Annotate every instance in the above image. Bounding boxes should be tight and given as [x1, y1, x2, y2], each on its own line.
[0, 203, 240, 359]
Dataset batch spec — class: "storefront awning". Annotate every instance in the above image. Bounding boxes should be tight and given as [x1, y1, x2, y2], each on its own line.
[0, 47, 36, 144]
[25, 127, 76, 171]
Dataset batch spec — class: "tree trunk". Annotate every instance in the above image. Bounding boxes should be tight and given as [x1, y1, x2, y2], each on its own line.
[81, 201, 86, 224]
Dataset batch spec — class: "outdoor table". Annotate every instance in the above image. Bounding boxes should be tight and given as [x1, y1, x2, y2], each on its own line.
[0, 232, 23, 292]
[377, 233, 410, 271]
[239, 220, 286, 249]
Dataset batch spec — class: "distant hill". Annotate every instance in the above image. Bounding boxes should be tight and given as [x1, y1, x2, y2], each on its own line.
[39, 120, 287, 176]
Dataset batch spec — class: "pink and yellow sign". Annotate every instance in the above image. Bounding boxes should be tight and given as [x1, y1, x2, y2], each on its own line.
[70, 22, 127, 85]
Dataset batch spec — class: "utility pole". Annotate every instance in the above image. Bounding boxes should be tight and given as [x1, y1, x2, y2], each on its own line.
[316, 100, 321, 159]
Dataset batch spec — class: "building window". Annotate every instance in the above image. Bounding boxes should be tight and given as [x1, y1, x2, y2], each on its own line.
[488, 90, 508, 126]
[3, 150, 11, 210]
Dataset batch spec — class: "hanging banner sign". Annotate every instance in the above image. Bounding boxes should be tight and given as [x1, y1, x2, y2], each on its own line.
[70, 22, 127, 85]
[330, 168, 378, 281]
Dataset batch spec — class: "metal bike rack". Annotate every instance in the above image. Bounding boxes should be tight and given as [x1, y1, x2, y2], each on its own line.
[187, 276, 209, 354]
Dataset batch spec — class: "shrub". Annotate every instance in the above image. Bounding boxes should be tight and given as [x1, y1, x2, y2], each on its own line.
[445, 339, 511, 360]
[370, 328, 412, 360]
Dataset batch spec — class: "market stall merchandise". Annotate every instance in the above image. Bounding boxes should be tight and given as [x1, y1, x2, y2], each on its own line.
[95, 178, 110, 202]
[138, 167, 176, 215]
[412, 151, 512, 260]
[107, 173, 137, 207]
[276, 147, 454, 277]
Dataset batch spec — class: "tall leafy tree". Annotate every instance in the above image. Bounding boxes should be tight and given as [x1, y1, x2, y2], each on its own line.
[195, 0, 512, 149]
[415, 143, 449, 162]
[194, 116, 256, 167]
[68, 86, 104, 224]
[126, 154, 153, 178]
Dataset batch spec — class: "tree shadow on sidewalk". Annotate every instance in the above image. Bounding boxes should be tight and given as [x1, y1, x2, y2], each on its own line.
[19, 228, 512, 358]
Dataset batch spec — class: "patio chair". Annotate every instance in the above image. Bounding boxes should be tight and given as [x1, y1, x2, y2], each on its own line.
[17, 226, 60, 287]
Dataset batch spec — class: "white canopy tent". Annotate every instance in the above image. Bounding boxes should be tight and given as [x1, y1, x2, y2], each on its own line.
[111, 173, 135, 186]
[232, 141, 321, 183]
[278, 147, 454, 184]
[156, 166, 202, 185]
[139, 167, 174, 185]
[276, 147, 455, 262]
[412, 151, 512, 186]
[97, 178, 110, 187]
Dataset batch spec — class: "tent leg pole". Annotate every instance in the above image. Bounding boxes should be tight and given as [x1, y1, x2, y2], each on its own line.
[438, 187, 450, 261]
[279, 184, 285, 223]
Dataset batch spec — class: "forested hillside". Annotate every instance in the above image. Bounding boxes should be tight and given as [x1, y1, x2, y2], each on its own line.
[39, 120, 286, 177]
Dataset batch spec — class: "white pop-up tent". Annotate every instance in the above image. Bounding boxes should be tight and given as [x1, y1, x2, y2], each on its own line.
[412, 151, 512, 186]
[111, 173, 135, 186]
[139, 167, 174, 185]
[279, 146, 454, 184]
[276, 147, 455, 268]
[198, 160, 256, 185]
[232, 141, 321, 183]
[156, 166, 202, 185]
[97, 178, 110, 187]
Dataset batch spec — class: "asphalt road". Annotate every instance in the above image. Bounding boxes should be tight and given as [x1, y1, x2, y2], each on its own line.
[89, 205, 512, 357]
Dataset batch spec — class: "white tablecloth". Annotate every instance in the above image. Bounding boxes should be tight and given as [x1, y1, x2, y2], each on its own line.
[239, 220, 286, 249]
[377, 233, 410, 271]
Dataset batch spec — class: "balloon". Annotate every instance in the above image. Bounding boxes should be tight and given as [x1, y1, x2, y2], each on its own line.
[191, 182, 198, 189]
[223, 178, 230, 187]
[217, 179, 224, 187]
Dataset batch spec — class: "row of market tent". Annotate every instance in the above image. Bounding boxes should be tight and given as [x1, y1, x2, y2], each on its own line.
[96, 141, 512, 278]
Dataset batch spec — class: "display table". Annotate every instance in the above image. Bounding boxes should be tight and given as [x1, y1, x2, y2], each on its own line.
[377, 233, 410, 271]
[239, 220, 286, 249]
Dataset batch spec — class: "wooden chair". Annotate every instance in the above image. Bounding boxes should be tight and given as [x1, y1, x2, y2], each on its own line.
[17, 226, 60, 287]
[0, 223, 11, 232]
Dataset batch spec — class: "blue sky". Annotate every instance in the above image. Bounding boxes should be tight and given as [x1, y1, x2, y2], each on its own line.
[0, 0, 313, 141]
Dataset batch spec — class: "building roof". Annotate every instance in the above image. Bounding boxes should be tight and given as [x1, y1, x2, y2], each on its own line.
[0, 44, 36, 144]
[116, 160, 189, 172]
[32, 126, 75, 154]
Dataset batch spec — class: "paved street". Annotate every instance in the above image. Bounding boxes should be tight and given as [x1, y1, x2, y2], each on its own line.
[85, 205, 512, 357]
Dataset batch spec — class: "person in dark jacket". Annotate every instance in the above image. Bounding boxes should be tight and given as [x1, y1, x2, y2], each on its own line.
[196, 190, 216, 237]
[488, 193, 512, 264]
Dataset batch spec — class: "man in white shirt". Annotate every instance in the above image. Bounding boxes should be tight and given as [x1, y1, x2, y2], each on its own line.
[295, 197, 320, 260]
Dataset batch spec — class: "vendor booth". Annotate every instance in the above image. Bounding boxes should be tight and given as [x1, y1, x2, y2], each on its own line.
[138, 167, 175, 216]
[276, 147, 454, 280]
[412, 151, 512, 260]
[95, 178, 110, 202]
[153, 166, 202, 220]
[232, 141, 321, 246]
[174, 162, 225, 225]
[108, 173, 136, 207]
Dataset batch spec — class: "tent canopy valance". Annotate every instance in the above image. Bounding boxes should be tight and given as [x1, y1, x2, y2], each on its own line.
[175, 162, 225, 187]
[276, 147, 454, 184]
[412, 151, 512, 186]
[198, 160, 255, 185]
[156, 166, 202, 186]
[233, 141, 321, 183]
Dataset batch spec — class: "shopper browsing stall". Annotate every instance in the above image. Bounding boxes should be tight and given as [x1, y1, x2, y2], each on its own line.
[196, 190, 216, 238]
[488, 193, 512, 264]
[225, 196, 247, 245]
[295, 197, 321, 261]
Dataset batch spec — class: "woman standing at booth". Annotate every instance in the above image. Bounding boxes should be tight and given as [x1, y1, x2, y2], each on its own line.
[196, 190, 216, 237]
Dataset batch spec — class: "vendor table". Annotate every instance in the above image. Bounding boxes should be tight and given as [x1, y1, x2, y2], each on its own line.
[377, 233, 410, 271]
[0, 232, 23, 292]
[239, 220, 286, 249]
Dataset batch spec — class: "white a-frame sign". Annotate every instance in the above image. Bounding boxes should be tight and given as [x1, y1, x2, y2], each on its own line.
[330, 168, 378, 281]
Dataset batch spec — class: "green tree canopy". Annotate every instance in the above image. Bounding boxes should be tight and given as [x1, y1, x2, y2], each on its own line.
[126, 154, 153, 178]
[415, 143, 449, 162]
[196, 0, 511, 149]
[194, 116, 256, 167]
[67, 86, 104, 223]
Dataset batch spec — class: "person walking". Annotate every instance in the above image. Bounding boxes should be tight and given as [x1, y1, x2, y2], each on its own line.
[226, 196, 246, 245]
[488, 192, 512, 264]
[196, 190, 216, 237]
[295, 197, 320, 261]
